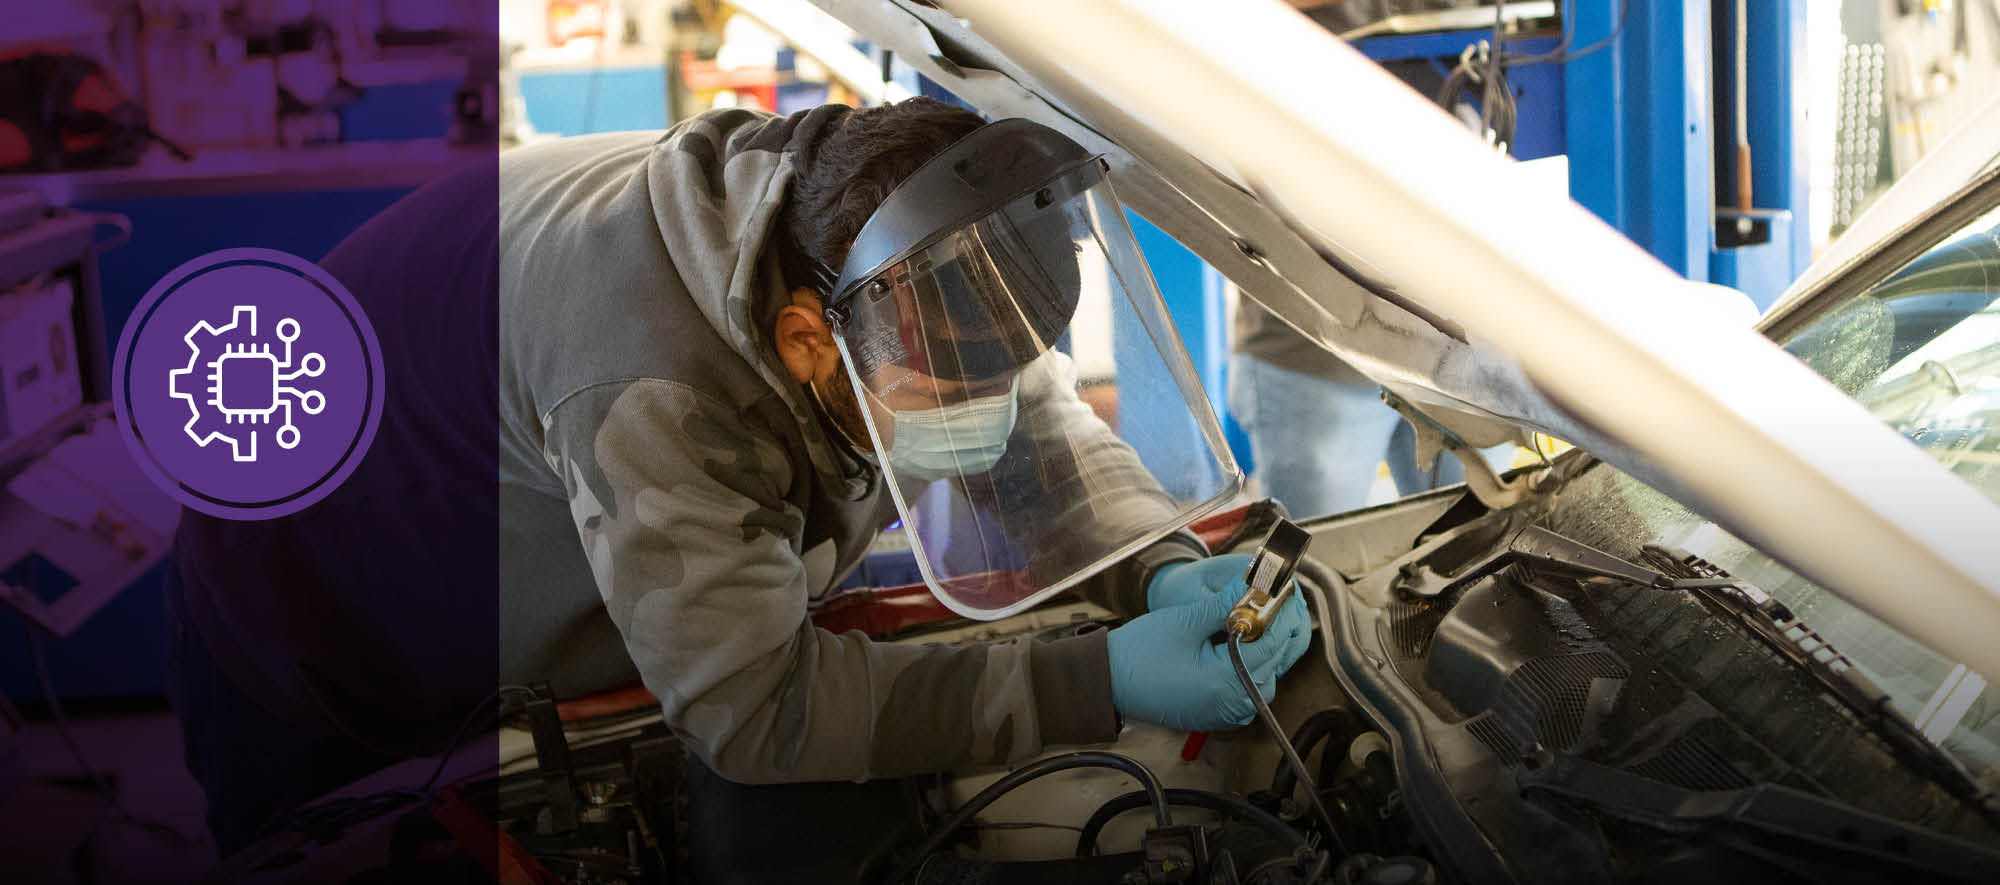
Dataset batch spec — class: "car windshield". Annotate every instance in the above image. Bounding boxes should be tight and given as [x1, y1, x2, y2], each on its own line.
[1540, 200, 2000, 783]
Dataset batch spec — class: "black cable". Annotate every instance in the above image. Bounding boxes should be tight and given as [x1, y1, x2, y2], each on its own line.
[1228, 631, 1348, 859]
[1435, 45, 1516, 150]
[884, 751, 1170, 883]
[418, 683, 536, 795]
[261, 788, 435, 848]
[973, 820, 1086, 834]
[1271, 710, 1343, 794]
[1074, 787, 1304, 858]
[1502, 0, 1629, 67]
[1482, 0, 1506, 138]
[141, 125, 193, 161]
[1501, 0, 1572, 64]
[252, 682, 537, 848]
[1269, 708, 1370, 801]
[1544, 0, 1629, 64]
[1291, 563, 1371, 802]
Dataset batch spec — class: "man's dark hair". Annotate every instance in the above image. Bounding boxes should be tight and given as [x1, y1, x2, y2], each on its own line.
[783, 97, 985, 286]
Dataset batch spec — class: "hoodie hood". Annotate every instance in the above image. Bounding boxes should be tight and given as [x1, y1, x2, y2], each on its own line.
[645, 104, 870, 494]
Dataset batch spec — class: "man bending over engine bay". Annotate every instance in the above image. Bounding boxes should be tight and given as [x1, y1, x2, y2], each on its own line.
[168, 99, 1309, 865]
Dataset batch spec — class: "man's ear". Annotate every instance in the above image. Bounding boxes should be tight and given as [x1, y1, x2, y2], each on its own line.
[773, 288, 835, 383]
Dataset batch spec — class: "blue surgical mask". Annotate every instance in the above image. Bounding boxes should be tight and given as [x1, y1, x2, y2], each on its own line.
[883, 381, 1020, 480]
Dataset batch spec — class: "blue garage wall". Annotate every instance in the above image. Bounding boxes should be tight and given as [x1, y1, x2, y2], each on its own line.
[519, 66, 670, 135]
[86, 189, 416, 334]
[1117, 212, 1246, 481]
[1132, 214, 1252, 473]
[1129, 212, 1227, 417]
[0, 564, 175, 705]
[341, 78, 461, 142]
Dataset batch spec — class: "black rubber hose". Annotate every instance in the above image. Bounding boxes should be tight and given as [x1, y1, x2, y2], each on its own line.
[1288, 561, 1373, 786]
[1317, 723, 1343, 794]
[1074, 788, 1305, 858]
[1229, 631, 1348, 858]
[884, 751, 1169, 883]
[1269, 708, 1370, 799]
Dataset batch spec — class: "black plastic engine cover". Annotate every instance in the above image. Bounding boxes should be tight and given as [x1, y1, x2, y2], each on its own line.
[1328, 562, 2000, 885]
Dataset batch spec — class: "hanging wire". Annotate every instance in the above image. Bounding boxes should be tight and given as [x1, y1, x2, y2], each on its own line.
[1432, 0, 1635, 150]
[1483, 1, 1509, 143]
[1227, 628, 1350, 859]
[418, 683, 537, 795]
[1499, 0, 1631, 68]
[1435, 41, 1517, 151]
[251, 682, 536, 846]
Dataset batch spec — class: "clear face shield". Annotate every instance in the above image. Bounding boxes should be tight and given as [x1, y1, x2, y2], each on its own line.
[830, 158, 1241, 619]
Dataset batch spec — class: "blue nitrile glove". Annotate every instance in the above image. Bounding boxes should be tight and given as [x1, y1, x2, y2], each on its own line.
[1107, 591, 1297, 732]
[1147, 554, 1312, 680]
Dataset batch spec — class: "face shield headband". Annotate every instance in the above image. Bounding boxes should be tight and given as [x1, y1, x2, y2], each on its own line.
[839, 161, 1094, 388]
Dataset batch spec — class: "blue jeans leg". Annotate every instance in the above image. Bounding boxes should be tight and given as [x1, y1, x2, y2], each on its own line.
[1227, 355, 1400, 517]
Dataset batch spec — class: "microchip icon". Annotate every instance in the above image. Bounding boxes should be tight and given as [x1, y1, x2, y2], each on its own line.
[215, 345, 279, 414]
[169, 306, 326, 461]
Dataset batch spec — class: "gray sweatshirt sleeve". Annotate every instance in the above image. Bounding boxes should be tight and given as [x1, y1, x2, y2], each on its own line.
[1085, 529, 1209, 617]
[543, 378, 1119, 783]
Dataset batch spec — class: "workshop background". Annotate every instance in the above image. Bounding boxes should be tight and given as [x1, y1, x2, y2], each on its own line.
[4, 0, 2000, 881]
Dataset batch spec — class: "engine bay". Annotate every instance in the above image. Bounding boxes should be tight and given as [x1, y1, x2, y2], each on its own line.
[220, 489, 2000, 884]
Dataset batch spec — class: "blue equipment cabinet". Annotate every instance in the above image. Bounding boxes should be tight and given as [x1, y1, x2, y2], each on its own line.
[1561, 0, 1811, 309]
[1359, 1, 1811, 309]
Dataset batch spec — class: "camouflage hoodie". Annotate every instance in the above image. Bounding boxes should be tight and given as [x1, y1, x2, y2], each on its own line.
[496, 106, 1205, 783]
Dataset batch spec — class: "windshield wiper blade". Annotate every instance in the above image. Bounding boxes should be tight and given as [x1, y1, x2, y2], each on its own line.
[1640, 546, 2000, 822]
[1518, 755, 2000, 880]
[1381, 520, 2000, 820]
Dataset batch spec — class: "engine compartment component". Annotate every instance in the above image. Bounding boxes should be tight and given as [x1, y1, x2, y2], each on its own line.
[1322, 493, 2000, 884]
[220, 493, 2000, 884]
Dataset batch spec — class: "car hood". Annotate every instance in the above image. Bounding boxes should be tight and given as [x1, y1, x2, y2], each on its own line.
[810, 0, 2000, 682]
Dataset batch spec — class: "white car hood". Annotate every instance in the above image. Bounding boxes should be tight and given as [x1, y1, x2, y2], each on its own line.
[811, 0, 2000, 683]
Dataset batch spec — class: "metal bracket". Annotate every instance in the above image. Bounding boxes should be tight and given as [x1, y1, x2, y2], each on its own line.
[1395, 524, 1664, 599]
[1355, 512, 1726, 606]
[1349, 507, 1518, 607]
[525, 683, 580, 835]
[1382, 391, 1544, 510]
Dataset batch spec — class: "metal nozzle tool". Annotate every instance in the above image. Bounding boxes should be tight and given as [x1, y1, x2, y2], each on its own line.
[1227, 519, 1311, 641]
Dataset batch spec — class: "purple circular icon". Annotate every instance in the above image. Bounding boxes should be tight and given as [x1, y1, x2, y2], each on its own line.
[113, 248, 385, 520]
